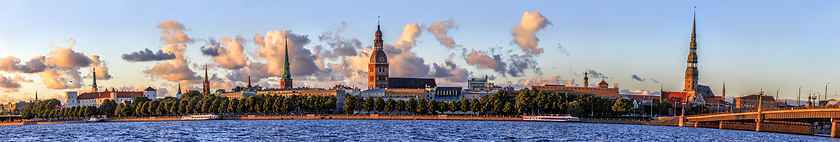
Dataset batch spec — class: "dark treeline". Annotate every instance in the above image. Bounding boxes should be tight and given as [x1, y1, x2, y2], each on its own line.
[22, 90, 337, 119]
[344, 88, 669, 116]
[22, 88, 683, 119]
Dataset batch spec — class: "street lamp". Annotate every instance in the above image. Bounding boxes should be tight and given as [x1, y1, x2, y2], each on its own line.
[799, 86, 803, 107]
[826, 82, 830, 106]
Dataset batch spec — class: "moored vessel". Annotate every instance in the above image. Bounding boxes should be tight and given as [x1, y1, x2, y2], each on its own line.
[180, 114, 221, 121]
[523, 114, 580, 122]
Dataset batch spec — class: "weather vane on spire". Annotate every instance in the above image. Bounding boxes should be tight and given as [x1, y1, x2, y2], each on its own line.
[378, 16, 380, 25]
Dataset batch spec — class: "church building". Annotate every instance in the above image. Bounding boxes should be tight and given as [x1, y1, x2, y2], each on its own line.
[661, 9, 727, 114]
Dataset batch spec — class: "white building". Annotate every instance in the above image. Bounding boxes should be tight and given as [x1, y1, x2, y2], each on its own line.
[65, 87, 157, 107]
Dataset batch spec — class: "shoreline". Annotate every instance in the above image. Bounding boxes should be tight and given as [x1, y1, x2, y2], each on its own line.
[0, 114, 675, 126]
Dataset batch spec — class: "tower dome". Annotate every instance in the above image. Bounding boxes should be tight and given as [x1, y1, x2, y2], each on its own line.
[370, 50, 388, 63]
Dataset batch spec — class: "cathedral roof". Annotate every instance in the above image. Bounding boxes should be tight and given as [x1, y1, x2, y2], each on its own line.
[599, 80, 608, 85]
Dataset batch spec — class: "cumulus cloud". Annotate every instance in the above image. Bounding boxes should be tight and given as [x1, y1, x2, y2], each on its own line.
[38, 67, 82, 89]
[426, 18, 461, 49]
[430, 56, 470, 84]
[88, 55, 112, 80]
[511, 11, 551, 56]
[204, 36, 248, 69]
[620, 89, 661, 96]
[0, 56, 47, 73]
[44, 42, 91, 68]
[142, 20, 202, 84]
[121, 48, 177, 62]
[157, 20, 187, 31]
[463, 49, 505, 74]
[383, 23, 431, 78]
[254, 30, 318, 77]
[0, 74, 27, 92]
[507, 54, 541, 77]
[314, 22, 362, 60]
[516, 75, 563, 88]
[563, 78, 576, 87]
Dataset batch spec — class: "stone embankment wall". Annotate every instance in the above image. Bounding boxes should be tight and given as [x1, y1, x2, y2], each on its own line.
[109, 116, 181, 122]
[225, 114, 523, 121]
[690, 121, 813, 135]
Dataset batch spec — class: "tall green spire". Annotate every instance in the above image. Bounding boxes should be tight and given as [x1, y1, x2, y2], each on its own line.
[282, 37, 292, 79]
[92, 68, 97, 92]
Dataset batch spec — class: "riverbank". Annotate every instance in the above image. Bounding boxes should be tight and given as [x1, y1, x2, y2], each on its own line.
[0, 114, 677, 126]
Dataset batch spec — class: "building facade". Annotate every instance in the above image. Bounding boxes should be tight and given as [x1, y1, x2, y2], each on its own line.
[532, 80, 620, 98]
[734, 94, 776, 110]
[66, 87, 155, 107]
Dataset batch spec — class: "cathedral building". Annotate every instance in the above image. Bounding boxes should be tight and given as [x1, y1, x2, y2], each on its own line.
[368, 22, 389, 89]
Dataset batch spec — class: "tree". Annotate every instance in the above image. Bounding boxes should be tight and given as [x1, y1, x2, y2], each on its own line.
[124, 103, 135, 116]
[148, 101, 159, 116]
[219, 99, 229, 114]
[344, 96, 356, 114]
[228, 99, 239, 113]
[567, 101, 585, 116]
[471, 99, 482, 115]
[114, 103, 125, 117]
[395, 100, 406, 114]
[181, 90, 201, 99]
[655, 99, 672, 115]
[132, 96, 151, 107]
[374, 97, 385, 114]
[416, 99, 428, 114]
[461, 99, 471, 114]
[612, 97, 633, 115]
[503, 102, 514, 115]
[426, 100, 438, 114]
[449, 101, 459, 113]
[364, 97, 375, 113]
[406, 98, 417, 114]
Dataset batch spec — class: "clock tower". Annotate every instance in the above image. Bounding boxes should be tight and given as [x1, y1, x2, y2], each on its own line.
[368, 21, 389, 89]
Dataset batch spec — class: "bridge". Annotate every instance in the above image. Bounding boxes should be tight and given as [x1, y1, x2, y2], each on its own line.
[681, 107, 840, 137]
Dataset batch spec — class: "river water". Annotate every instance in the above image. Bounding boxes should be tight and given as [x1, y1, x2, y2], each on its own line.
[0, 119, 834, 141]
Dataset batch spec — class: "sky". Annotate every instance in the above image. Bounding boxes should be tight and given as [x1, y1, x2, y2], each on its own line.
[0, 0, 839, 105]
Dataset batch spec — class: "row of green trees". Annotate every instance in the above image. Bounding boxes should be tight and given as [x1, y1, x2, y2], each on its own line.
[26, 91, 338, 119]
[23, 88, 682, 119]
[343, 89, 658, 116]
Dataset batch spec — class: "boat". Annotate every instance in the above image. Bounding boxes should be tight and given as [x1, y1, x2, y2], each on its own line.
[523, 114, 580, 122]
[180, 114, 221, 121]
[87, 117, 103, 122]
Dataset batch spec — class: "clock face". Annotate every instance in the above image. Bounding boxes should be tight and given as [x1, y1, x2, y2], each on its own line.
[379, 57, 385, 62]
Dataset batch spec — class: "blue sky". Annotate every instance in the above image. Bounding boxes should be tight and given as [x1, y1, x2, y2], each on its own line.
[0, 0, 838, 104]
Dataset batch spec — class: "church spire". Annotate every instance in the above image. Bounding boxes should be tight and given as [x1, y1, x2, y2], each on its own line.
[92, 68, 97, 92]
[247, 75, 252, 88]
[203, 65, 210, 94]
[280, 37, 293, 89]
[684, 6, 699, 91]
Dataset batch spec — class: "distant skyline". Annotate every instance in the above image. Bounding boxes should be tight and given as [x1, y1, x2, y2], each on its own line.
[1, 0, 839, 104]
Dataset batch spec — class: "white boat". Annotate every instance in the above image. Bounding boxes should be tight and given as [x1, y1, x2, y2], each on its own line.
[523, 114, 581, 122]
[180, 114, 221, 121]
[87, 117, 102, 122]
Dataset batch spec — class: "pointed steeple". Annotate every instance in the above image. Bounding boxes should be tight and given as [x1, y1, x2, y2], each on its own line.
[35, 91, 38, 101]
[247, 75, 252, 88]
[203, 65, 210, 93]
[92, 68, 97, 92]
[684, 6, 699, 92]
[280, 37, 293, 89]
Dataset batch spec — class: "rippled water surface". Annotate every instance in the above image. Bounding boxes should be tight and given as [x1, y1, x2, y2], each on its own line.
[0, 119, 834, 141]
